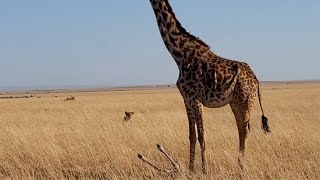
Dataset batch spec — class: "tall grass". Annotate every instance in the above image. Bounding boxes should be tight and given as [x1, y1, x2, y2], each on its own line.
[0, 83, 319, 179]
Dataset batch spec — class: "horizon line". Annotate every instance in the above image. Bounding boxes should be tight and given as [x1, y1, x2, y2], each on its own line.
[1, 79, 320, 92]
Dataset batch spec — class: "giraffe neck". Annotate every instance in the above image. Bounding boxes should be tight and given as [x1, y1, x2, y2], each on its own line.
[149, 0, 211, 66]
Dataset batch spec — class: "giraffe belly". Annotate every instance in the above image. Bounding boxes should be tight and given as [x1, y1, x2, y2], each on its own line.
[202, 95, 233, 108]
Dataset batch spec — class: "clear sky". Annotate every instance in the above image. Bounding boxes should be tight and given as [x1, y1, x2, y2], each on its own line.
[1, 1, 319, 89]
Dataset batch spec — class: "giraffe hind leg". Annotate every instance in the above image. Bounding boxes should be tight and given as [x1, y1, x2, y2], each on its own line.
[230, 102, 251, 153]
[230, 100, 253, 169]
[236, 113, 250, 170]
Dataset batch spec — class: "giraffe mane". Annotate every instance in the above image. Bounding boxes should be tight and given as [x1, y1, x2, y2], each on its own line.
[163, 0, 210, 49]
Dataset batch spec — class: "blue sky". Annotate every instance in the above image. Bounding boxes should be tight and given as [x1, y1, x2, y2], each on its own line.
[1, 1, 319, 89]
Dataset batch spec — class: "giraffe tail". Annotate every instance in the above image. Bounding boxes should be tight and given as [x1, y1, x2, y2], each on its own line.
[257, 82, 270, 133]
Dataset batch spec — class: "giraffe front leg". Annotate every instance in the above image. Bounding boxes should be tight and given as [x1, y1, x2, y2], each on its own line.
[185, 101, 206, 173]
[185, 103, 197, 172]
[188, 118, 196, 172]
[197, 120, 207, 174]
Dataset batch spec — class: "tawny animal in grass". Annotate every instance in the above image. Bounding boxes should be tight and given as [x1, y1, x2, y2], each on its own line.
[123, 111, 134, 121]
[64, 96, 75, 101]
[147, 0, 270, 174]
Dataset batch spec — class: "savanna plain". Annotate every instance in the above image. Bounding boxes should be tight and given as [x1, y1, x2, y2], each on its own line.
[0, 82, 320, 179]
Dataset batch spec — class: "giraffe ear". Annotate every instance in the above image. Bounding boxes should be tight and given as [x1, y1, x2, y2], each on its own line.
[125, 112, 129, 116]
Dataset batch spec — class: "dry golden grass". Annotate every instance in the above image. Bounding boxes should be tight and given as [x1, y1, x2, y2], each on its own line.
[0, 83, 320, 179]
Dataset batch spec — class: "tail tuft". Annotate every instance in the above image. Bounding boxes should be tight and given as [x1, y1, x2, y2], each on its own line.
[261, 115, 270, 133]
[257, 81, 270, 134]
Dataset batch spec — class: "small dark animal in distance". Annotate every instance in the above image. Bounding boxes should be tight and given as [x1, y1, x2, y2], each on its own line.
[123, 111, 134, 121]
[64, 96, 75, 101]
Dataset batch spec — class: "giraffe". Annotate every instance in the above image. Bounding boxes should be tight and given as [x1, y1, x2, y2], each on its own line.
[147, 0, 270, 174]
